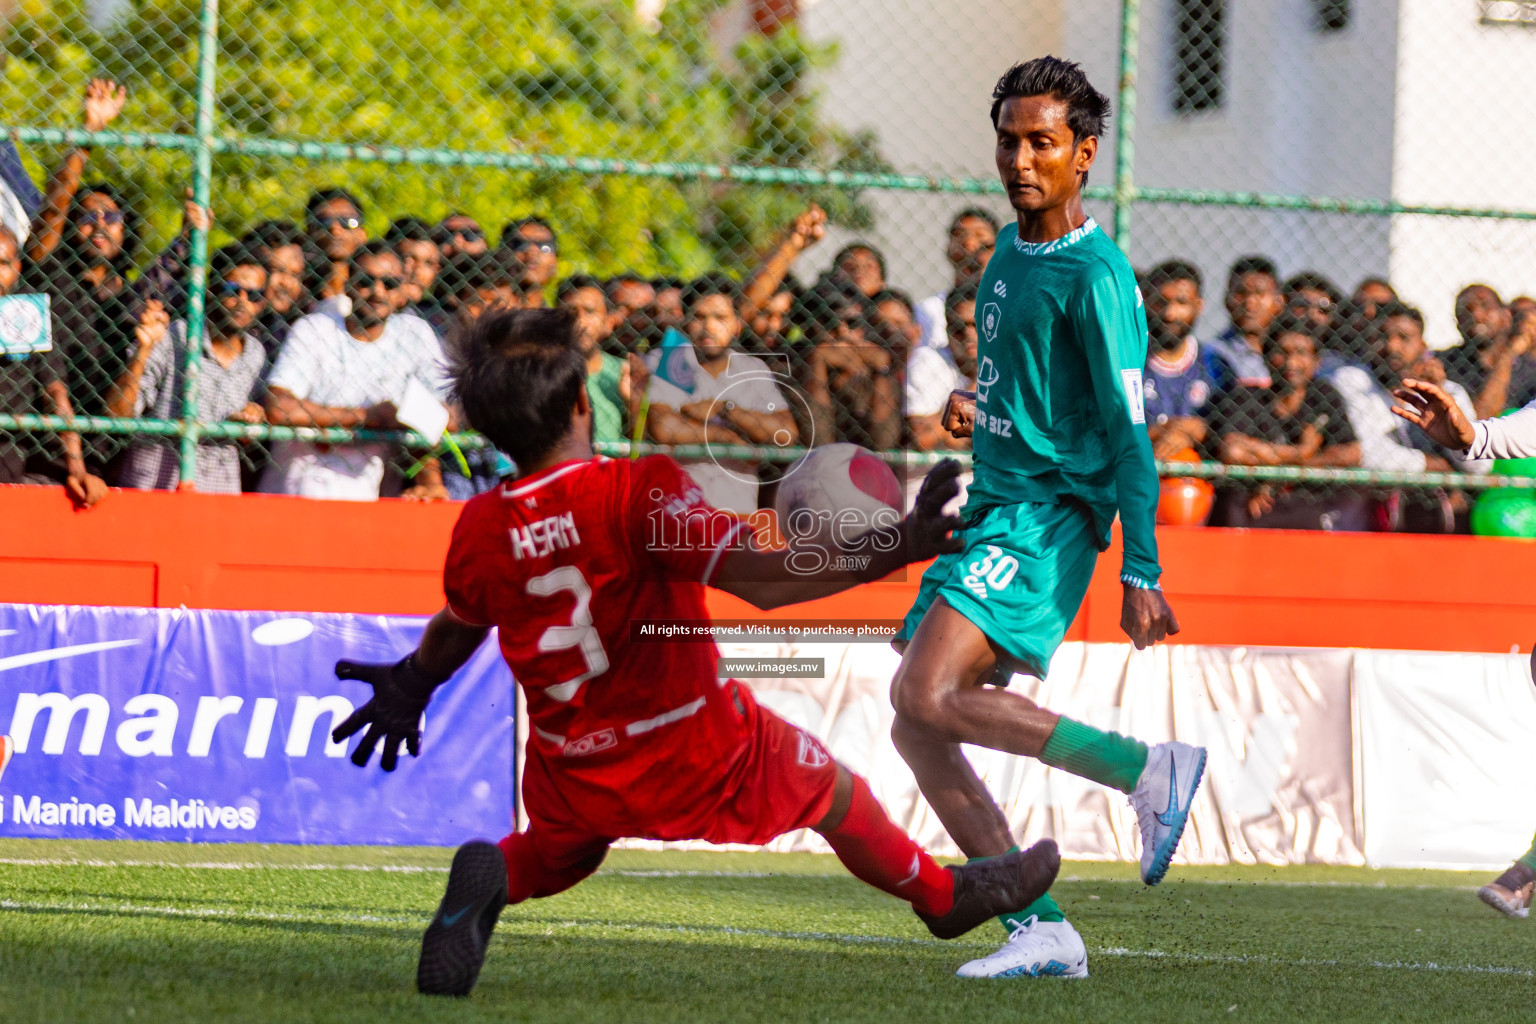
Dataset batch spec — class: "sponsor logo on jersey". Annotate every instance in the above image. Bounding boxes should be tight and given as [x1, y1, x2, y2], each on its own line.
[797, 731, 830, 769]
[975, 355, 1000, 403]
[981, 301, 1001, 345]
[981, 413, 1014, 437]
[993, 279, 1007, 297]
[563, 729, 618, 758]
[1121, 368, 1147, 425]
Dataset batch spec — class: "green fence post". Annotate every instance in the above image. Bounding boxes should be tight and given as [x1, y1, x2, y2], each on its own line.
[178, 0, 220, 488]
[1113, 0, 1140, 248]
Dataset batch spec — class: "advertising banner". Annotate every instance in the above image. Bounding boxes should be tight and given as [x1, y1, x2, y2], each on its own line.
[718, 640, 1364, 867]
[3, 602, 1531, 869]
[0, 603, 514, 845]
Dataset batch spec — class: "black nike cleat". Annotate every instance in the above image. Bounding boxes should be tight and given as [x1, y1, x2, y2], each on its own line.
[417, 840, 510, 996]
[915, 839, 1061, 940]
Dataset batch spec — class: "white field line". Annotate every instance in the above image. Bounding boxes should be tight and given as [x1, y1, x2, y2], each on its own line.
[1, 897, 1529, 979]
[0, 858, 1481, 890]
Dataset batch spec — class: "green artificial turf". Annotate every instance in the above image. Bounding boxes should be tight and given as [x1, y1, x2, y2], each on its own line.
[0, 840, 1531, 1023]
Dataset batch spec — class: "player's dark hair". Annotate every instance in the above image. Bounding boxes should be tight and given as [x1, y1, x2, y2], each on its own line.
[1263, 312, 1320, 355]
[833, 242, 887, 282]
[1229, 255, 1279, 286]
[1378, 301, 1425, 330]
[348, 238, 399, 274]
[951, 207, 1001, 234]
[305, 188, 363, 221]
[946, 280, 980, 336]
[557, 273, 607, 305]
[1284, 271, 1342, 305]
[684, 273, 741, 311]
[989, 56, 1111, 141]
[872, 287, 915, 314]
[1148, 258, 1203, 294]
[448, 307, 586, 467]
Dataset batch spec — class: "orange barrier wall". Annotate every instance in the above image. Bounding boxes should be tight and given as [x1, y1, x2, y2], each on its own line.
[3, 485, 1533, 653]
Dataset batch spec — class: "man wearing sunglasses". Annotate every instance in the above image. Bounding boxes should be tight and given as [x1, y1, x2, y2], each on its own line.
[262, 240, 448, 502]
[306, 188, 368, 302]
[502, 216, 559, 307]
[436, 213, 487, 258]
[107, 243, 268, 494]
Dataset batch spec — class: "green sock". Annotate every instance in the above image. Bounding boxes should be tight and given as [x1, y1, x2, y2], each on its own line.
[968, 846, 1065, 929]
[1518, 832, 1536, 873]
[1039, 716, 1148, 795]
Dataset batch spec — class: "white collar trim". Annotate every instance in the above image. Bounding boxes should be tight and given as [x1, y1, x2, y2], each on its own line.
[1011, 217, 1099, 256]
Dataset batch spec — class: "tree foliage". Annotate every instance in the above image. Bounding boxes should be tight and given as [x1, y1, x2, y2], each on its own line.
[1, 0, 886, 276]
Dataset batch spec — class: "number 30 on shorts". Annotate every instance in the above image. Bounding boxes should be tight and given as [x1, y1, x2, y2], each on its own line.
[962, 544, 1019, 601]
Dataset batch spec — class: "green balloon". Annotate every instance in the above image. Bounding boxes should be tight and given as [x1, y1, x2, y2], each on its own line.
[1471, 489, 1536, 538]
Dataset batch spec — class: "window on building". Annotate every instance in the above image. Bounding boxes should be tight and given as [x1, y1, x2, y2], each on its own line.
[1481, 1, 1536, 27]
[1314, 0, 1350, 31]
[1173, 0, 1225, 114]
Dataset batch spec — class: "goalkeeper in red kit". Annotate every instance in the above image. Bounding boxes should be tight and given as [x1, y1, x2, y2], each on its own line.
[328, 306, 1061, 996]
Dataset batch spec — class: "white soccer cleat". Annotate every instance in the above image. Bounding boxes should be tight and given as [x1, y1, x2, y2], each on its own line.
[1477, 880, 1532, 919]
[1129, 740, 1207, 886]
[955, 916, 1088, 979]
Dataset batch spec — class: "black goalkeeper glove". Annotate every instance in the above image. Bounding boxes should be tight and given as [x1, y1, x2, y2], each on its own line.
[330, 653, 445, 771]
[905, 458, 966, 562]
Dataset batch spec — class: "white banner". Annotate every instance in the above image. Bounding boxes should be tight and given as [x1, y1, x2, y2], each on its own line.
[613, 641, 1534, 870]
[1356, 650, 1536, 870]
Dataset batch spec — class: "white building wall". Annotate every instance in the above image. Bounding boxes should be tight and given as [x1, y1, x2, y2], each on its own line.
[1064, 0, 1399, 339]
[797, 0, 1062, 298]
[1390, 0, 1536, 344]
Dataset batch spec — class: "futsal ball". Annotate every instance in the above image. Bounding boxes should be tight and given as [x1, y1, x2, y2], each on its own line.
[775, 443, 903, 547]
[1156, 448, 1214, 526]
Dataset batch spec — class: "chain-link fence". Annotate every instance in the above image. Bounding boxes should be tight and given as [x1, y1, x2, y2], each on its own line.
[3, 0, 1536, 533]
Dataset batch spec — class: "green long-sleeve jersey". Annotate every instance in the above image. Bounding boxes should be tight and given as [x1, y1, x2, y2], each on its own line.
[965, 217, 1162, 586]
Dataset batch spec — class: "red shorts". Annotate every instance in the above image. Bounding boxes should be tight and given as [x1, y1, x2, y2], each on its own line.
[519, 682, 839, 870]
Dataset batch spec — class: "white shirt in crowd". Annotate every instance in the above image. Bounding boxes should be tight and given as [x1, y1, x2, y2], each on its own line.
[905, 344, 971, 418]
[261, 309, 445, 500]
[1466, 397, 1536, 461]
[902, 344, 974, 513]
[912, 290, 950, 352]
[645, 344, 790, 514]
[1329, 365, 1490, 476]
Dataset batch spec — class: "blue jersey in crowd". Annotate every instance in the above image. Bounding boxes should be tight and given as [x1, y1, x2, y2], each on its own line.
[1142, 337, 1226, 426]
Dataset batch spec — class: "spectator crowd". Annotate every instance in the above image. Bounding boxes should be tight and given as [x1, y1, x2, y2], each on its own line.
[3, 80, 1533, 534]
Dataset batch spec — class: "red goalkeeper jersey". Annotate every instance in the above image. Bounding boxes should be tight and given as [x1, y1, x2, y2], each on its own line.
[443, 454, 753, 805]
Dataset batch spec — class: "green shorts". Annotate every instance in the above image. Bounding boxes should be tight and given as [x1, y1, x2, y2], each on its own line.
[896, 499, 1100, 678]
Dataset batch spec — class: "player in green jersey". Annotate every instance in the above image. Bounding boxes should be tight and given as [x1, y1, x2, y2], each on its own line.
[889, 56, 1207, 979]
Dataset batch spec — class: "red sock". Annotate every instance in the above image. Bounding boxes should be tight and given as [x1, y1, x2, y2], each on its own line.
[498, 832, 608, 904]
[819, 774, 954, 918]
